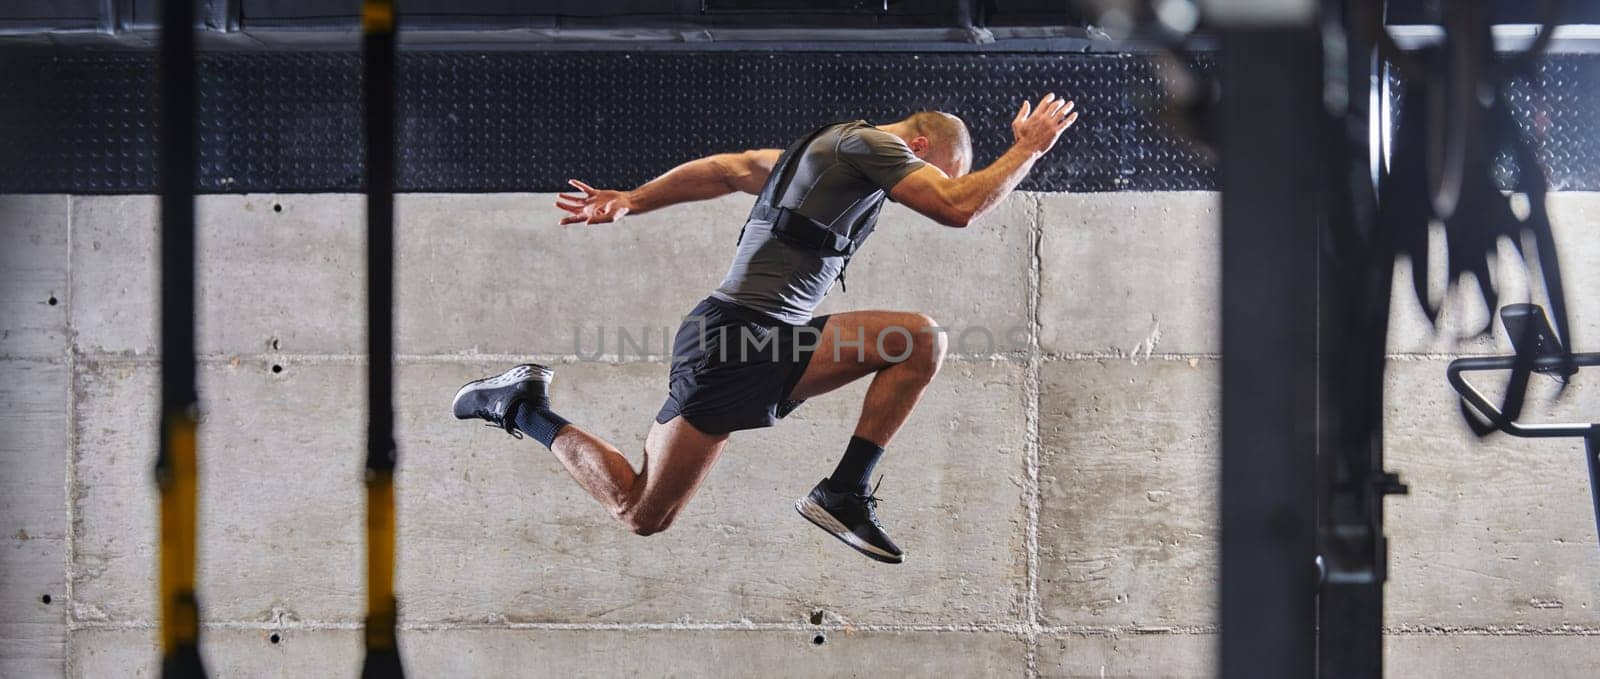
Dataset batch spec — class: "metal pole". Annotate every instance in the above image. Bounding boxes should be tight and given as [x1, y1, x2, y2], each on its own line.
[157, 0, 206, 676]
[1315, 238, 1395, 678]
[1315, 206, 1394, 678]
[1315, 1, 1396, 674]
[361, 0, 403, 677]
[1218, 21, 1323, 679]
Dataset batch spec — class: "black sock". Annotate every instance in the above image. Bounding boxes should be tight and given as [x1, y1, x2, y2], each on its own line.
[511, 399, 571, 449]
[826, 436, 885, 494]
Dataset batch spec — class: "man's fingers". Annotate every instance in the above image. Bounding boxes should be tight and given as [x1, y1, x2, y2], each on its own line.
[1059, 111, 1080, 129]
[568, 179, 597, 195]
[1015, 99, 1032, 123]
[554, 201, 584, 215]
[560, 215, 585, 225]
[1058, 100, 1075, 118]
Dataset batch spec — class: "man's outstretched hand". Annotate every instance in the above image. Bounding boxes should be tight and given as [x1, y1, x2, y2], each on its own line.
[1012, 93, 1078, 156]
[555, 179, 633, 225]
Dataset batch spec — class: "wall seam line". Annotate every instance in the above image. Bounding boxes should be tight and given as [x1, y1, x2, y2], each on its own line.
[1022, 192, 1045, 678]
[67, 351, 1238, 366]
[61, 350, 1537, 364]
[67, 619, 1600, 636]
[67, 621, 1042, 633]
[63, 193, 79, 679]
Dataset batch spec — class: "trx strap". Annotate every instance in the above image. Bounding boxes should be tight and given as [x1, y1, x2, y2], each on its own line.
[157, 0, 207, 676]
[741, 121, 888, 292]
[361, 1, 404, 677]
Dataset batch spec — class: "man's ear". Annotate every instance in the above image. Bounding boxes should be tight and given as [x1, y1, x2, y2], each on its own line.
[908, 135, 931, 156]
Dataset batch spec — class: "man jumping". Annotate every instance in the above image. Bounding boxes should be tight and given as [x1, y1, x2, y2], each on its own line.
[453, 94, 1079, 563]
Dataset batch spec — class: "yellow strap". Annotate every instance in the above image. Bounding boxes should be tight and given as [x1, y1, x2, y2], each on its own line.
[159, 412, 200, 652]
[366, 470, 398, 649]
[363, 0, 394, 34]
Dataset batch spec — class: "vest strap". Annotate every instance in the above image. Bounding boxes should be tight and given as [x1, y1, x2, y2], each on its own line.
[739, 121, 883, 295]
[754, 205, 857, 256]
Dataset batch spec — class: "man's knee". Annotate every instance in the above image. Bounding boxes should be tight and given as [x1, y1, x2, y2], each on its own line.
[908, 313, 947, 376]
[629, 519, 672, 537]
[878, 312, 945, 367]
[617, 506, 675, 537]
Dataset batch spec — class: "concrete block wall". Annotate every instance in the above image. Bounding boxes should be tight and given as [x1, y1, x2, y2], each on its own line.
[1, 191, 1596, 677]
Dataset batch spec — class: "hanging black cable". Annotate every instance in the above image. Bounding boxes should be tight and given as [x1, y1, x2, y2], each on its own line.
[156, 0, 206, 676]
[361, 0, 404, 677]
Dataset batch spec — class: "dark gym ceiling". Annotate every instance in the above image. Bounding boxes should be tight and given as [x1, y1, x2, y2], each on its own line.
[4, 1, 1598, 51]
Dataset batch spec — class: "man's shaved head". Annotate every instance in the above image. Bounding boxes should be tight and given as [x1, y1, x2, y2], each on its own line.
[900, 111, 973, 177]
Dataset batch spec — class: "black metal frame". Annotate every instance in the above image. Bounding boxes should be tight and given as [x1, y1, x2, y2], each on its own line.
[1312, 3, 1406, 676]
[1217, 22, 1323, 679]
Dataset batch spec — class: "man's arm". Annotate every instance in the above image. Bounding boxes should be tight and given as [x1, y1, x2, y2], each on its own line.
[555, 149, 781, 225]
[890, 94, 1078, 228]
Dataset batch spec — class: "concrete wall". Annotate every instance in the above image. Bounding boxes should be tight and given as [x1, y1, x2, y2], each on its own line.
[1, 191, 1597, 677]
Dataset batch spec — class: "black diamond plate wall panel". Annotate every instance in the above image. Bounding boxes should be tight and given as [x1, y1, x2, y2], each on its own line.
[394, 52, 1216, 193]
[1, 49, 1596, 193]
[0, 50, 1214, 193]
[199, 53, 365, 192]
[1385, 54, 1600, 191]
[0, 53, 160, 193]
[1503, 54, 1600, 191]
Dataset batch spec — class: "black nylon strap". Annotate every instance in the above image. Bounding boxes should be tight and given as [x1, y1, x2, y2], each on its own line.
[737, 120, 882, 295]
[754, 122, 840, 213]
[737, 121, 840, 249]
[771, 209, 854, 255]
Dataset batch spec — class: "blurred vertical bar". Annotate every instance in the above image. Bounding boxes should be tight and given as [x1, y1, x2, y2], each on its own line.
[157, 0, 207, 676]
[1316, 1, 1390, 675]
[361, 0, 403, 677]
[1216, 12, 1323, 679]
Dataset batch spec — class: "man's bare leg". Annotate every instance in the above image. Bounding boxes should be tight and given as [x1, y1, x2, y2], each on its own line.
[545, 416, 729, 535]
[787, 309, 946, 562]
[790, 309, 948, 444]
[453, 364, 730, 536]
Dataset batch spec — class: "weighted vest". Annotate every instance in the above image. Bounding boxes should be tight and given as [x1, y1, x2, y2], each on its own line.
[739, 121, 887, 291]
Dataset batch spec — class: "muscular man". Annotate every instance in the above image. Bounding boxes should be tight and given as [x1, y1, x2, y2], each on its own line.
[453, 94, 1078, 563]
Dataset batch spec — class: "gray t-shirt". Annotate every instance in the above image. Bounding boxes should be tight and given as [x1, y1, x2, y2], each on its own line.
[710, 121, 927, 324]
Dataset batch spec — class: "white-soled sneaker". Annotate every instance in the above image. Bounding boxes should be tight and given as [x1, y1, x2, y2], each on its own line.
[451, 364, 554, 437]
[795, 477, 903, 564]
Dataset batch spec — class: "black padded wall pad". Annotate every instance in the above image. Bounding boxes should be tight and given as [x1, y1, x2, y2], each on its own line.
[0, 50, 1596, 193]
[0, 50, 1211, 193]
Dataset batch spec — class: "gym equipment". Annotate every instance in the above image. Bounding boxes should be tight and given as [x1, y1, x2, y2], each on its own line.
[1448, 303, 1600, 550]
[155, 0, 206, 675]
[360, 0, 405, 677]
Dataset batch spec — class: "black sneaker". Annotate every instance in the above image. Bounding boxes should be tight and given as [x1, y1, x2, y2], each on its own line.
[451, 364, 554, 437]
[795, 478, 903, 564]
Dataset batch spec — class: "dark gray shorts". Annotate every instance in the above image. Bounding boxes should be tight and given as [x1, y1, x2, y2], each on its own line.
[655, 296, 831, 435]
